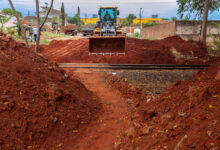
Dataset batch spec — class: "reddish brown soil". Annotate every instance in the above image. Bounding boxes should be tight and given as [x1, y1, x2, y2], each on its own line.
[41, 36, 211, 64]
[0, 33, 101, 149]
[1, 33, 219, 150]
[106, 61, 220, 149]
[64, 69, 134, 150]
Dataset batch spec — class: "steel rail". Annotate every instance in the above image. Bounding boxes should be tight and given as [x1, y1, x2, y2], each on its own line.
[58, 63, 210, 70]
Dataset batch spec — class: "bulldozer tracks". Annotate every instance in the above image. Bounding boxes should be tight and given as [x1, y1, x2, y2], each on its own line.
[59, 63, 210, 70]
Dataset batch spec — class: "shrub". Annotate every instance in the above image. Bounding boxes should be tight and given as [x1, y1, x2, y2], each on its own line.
[134, 32, 140, 37]
[7, 27, 15, 36]
[214, 39, 220, 51]
[210, 22, 219, 29]
[208, 33, 220, 56]
[142, 22, 160, 28]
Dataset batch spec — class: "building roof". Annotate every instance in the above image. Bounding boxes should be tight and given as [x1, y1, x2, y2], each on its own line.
[0, 12, 6, 15]
[0, 12, 9, 17]
[11, 18, 28, 25]
[41, 7, 68, 17]
[24, 16, 37, 21]
[100, 6, 118, 9]
[24, 15, 52, 24]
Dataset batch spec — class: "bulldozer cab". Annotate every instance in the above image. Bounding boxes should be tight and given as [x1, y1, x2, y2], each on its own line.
[89, 7, 125, 55]
[99, 7, 118, 23]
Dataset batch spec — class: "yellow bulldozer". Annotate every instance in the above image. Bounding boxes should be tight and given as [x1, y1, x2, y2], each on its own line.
[89, 7, 126, 55]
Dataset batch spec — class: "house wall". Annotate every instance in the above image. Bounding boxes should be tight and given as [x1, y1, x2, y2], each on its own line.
[133, 18, 163, 24]
[81, 18, 99, 24]
[80, 18, 167, 25]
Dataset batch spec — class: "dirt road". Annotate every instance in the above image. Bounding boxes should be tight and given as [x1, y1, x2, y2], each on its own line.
[65, 69, 134, 150]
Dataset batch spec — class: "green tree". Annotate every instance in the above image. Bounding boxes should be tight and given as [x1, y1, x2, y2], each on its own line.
[16, 22, 22, 37]
[77, 6, 80, 17]
[177, 0, 220, 19]
[126, 14, 136, 26]
[121, 18, 129, 26]
[6, 27, 15, 36]
[171, 17, 177, 21]
[67, 14, 81, 25]
[60, 2, 65, 26]
[51, 17, 58, 23]
[0, 16, 10, 30]
[177, 0, 220, 43]
[1, 8, 23, 18]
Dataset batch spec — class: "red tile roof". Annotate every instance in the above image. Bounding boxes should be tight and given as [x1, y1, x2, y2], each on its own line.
[0, 12, 8, 16]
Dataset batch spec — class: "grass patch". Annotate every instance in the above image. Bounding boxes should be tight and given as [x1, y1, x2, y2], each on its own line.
[3, 31, 67, 46]
[142, 22, 160, 28]
[208, 39, 220, 56]
[41, 32, 71, 38]
[40, 39, 52, 45]
[127, 34, 157, 40]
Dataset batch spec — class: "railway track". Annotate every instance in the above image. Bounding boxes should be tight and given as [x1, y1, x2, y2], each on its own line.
[59, 63, 210, 70]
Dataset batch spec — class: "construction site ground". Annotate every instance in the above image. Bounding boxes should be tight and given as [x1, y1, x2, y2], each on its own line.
[63, 68, 198, 150]
[40, 36, 215, 64]
[0, 33, 220, 149]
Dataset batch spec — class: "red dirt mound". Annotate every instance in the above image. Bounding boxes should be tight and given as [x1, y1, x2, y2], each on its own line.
[41, 36, 211, 64]
[106, 60, 220, 149]
[0, 33, 101, 149]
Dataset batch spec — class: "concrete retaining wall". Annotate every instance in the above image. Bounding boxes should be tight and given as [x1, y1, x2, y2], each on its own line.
[175, 21, 220, 42]
[141, 22, 176, 39]
[141, 21, 220, 41]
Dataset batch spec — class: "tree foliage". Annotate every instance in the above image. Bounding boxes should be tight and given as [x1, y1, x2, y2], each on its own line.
[1, 8, 23, 18]
[77, 6, 80, 17]
[51, 17, 58, 23]
[126, 14, 136, 25]
[177, 0, 220, 19]
[122, 14, 136, 26]
[121, 18, 129, 26]
[67, 14, 82, 25]
[16, 22, 22, 37]
[60, 2, 65, 26]
[171, 17, 177, 21]
[0, 16, 10, 29]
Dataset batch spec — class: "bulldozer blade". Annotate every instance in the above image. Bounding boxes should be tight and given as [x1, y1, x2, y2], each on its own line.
[89, 36, 125, 52]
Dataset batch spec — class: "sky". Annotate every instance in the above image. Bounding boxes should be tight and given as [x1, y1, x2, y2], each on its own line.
[0, 0, 219, 19]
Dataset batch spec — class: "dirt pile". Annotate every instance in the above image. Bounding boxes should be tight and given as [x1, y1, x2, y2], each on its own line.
[0, 34, 101, 149]
[106, 60, 220, 149]
[41, 36, 211, 64]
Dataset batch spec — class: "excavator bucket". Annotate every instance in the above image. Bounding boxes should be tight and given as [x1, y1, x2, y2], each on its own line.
[89, 36, 125, 53]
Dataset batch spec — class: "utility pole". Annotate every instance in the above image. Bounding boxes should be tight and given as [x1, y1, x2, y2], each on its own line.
[139, 8, 142, 28]
[85, 13, 87, 24]
[78, 6, 80, 17]
[201, 0, 209, 44]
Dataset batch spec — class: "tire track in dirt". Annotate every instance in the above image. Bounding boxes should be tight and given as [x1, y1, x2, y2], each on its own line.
[64, 69, 134, 150]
